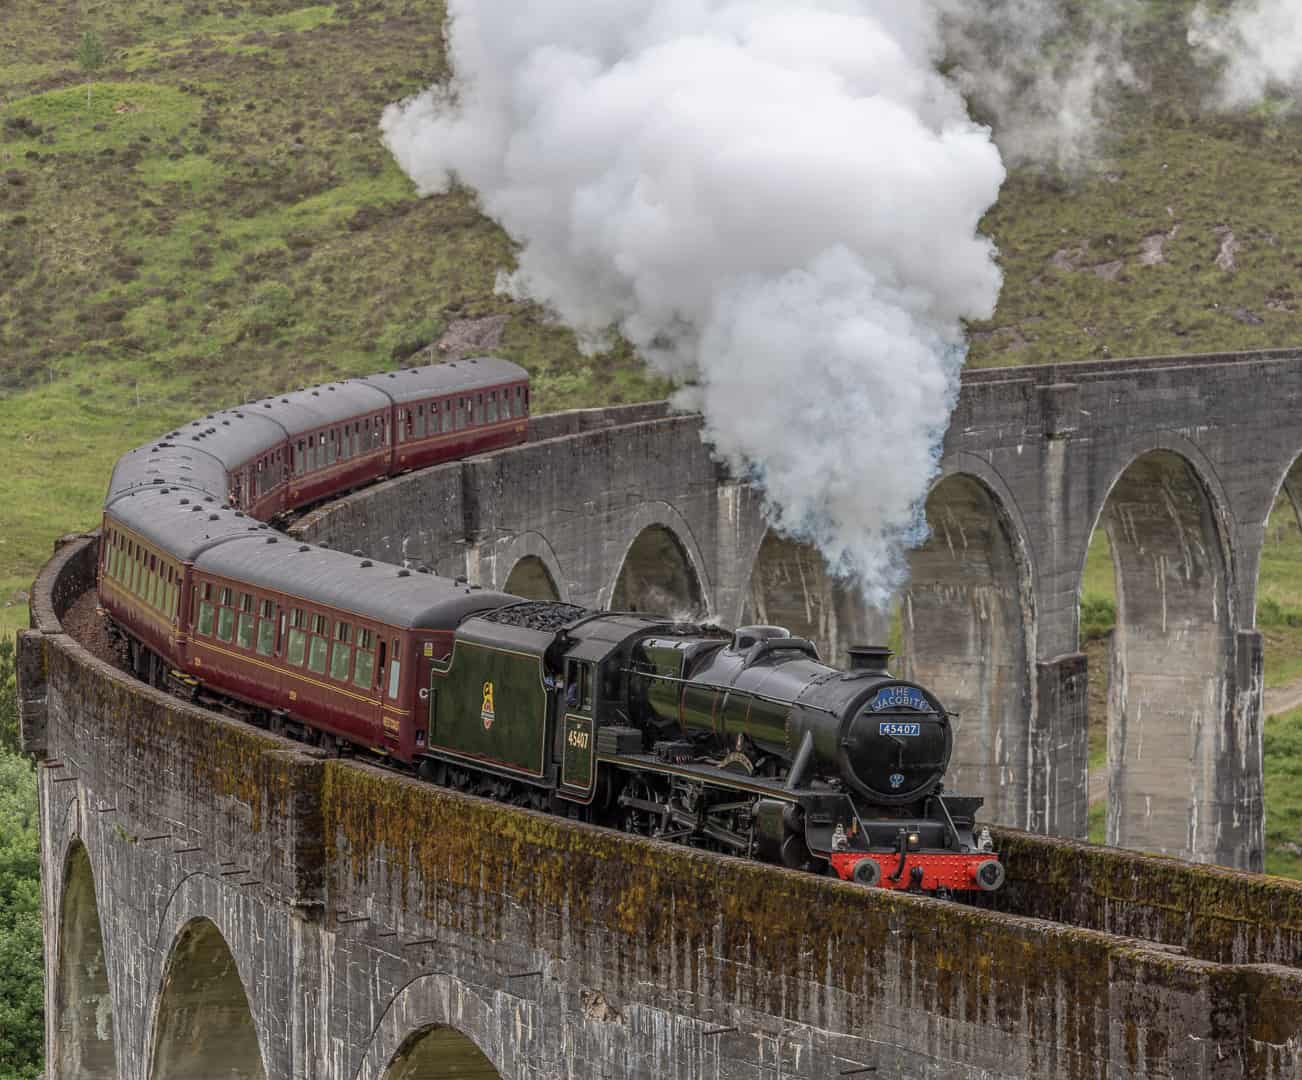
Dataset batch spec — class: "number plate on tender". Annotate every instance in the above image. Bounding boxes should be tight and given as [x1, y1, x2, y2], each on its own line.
[879, 721, 921, 737]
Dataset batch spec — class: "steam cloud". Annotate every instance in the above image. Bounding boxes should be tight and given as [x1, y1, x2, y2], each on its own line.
[381, 2, 1012, 607]
[939, 0, 1141, 169]
[1189, 1, 1302, 107]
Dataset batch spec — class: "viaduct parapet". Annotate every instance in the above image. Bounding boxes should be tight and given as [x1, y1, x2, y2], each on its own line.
[19, 531, 1302, 1079]
[297, 349, 1302, 870]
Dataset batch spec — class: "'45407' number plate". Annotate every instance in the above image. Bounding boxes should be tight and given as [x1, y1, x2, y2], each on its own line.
[879, 722, 921, 737]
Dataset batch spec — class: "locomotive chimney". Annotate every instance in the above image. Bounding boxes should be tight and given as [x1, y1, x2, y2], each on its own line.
[846, 645, 892, 676]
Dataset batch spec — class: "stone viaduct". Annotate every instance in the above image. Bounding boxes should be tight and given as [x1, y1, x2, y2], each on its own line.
[17, 348, 1302, 1079]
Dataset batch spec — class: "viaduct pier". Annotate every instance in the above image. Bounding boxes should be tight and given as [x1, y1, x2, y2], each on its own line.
[18, 350, 1302, 1077]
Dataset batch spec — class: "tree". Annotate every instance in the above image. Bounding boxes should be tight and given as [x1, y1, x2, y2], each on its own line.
[0, 641, 41, 1078]
[0, 637, 19, 757]
[0, 748, 42, 1078]
[77, 30, 105, 107]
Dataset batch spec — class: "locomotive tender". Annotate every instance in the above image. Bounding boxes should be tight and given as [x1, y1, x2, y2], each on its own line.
[98, 357, 1002, 895]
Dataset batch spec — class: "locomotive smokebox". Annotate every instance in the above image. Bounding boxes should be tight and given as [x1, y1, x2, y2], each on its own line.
[846, 645, 892, 676]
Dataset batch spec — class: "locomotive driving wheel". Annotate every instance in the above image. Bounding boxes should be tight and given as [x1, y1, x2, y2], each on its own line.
[615, 775, 667, 837]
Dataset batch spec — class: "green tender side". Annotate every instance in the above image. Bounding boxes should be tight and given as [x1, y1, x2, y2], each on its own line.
[431, 640, 550, 778]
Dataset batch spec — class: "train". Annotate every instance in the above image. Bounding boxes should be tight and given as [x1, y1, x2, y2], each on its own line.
[97, 356, 1003, 895]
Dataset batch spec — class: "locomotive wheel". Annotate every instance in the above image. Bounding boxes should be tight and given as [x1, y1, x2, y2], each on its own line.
[616, 776, 663, 837]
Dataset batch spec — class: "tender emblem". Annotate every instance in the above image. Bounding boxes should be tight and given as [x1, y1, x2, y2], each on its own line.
[480, 681, 496, 730]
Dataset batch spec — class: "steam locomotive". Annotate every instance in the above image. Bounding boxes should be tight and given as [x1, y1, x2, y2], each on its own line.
[97, 357, 1002, 894]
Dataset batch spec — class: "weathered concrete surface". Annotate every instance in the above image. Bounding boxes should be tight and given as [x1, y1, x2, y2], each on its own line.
[293, 350, 1302, 869]
[21, 538, 1302, 1079]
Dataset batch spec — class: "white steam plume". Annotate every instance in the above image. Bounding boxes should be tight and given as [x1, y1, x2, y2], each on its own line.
[1189, 1, 1302, 108]
[382, 2, 1006, 607]
[939, 0, 1142, 169]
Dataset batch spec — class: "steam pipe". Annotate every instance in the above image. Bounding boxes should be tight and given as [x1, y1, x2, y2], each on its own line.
[784, 730, 815, 791]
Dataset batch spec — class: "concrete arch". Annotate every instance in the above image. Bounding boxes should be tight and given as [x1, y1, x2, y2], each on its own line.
[503, 556, 561, 602]
[1084, 448, 1236, 863]
[53, 840, 118, 1080]
[354, 974, 515, 1080]
[379, 1025, 502, 1080]
[740, 530, 886, 669]
[607, 503, 711, 618]
[148, 916, 267, 1080]
[483, 531, 568, 602]
[899, 466, 1036, 827]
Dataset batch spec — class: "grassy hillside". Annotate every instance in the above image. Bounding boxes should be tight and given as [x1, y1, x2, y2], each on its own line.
[0, 0, 665, 638]
[0, 0, 1299, 638]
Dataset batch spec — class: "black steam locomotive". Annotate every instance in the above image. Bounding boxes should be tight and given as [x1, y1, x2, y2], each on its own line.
[428, 602, 1002, 894]
[98, 357, 1001, 894]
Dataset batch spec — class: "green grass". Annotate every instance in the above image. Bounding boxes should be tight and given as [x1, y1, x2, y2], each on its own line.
[1264, 707, 1302, 879]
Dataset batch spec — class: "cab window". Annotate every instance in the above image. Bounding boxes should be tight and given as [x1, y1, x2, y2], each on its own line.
[565, 661, 593, 712]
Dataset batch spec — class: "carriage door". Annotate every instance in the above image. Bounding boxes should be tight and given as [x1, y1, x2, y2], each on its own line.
[416, 637, 444, 752]
[558, 659, 595, 801]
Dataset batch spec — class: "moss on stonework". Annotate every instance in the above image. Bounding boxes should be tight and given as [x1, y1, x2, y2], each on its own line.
[993, 828, 1302, 966]
[323, 763, 1202, 1061]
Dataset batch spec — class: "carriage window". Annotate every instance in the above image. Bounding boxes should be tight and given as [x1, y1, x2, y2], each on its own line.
[387, 639, 401, 698]
[486, 392, 497, 423]
[516, 385, 524, 416]
[441, 401, 453, 433]
[456, 398, 466, 430]
[256, 599, 276, 656]
[216, 597, 235, 643]
[237, 593, 256, 649]
[197, 583, 215, 637]
[326, 431, 337, 466]
[413, 404, 425, 438]
[308, 614, 329, 674]
[330, 622, 353, 681]
[474, 394, 483, 424]
[353, 629, 375, 689]
[287, 608, 307, 666]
